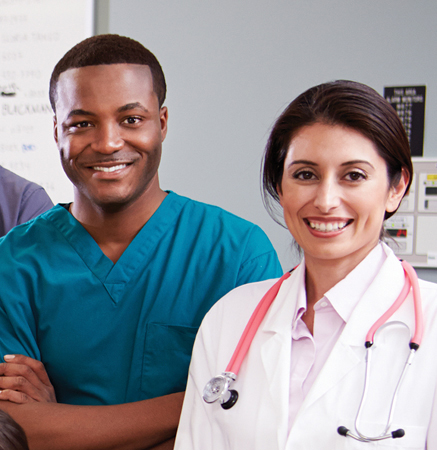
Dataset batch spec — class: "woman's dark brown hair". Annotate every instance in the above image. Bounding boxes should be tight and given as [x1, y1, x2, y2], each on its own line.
[262, 80, 413, 223]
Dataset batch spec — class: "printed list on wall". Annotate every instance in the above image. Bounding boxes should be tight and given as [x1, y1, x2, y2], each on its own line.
[384, 85, 426, 157]
[0, 0, 93, 203]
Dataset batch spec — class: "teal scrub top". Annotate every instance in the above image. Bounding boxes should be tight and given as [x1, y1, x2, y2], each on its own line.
[0, 192, 282, 405]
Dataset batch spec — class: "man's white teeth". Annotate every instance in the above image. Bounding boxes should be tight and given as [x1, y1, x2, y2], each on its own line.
[93, 164, 127, 173]
[309, 221, 347, 232]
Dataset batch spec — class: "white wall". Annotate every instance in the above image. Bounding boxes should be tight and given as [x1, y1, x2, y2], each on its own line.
[106, 0, 437, 279]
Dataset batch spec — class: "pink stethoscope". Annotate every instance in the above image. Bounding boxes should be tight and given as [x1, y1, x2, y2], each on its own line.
[203, 260, 423, 443]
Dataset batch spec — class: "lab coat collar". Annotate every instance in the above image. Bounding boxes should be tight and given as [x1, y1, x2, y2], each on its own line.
[324, 243, 386, 323]
[339, 243, 406, 346]
[301, 244, 407, 411]
[257, 244, 409, 438]
[259, 243, 390, 334]
[260, 261, 306, 335]
[258, 263, 305, 448]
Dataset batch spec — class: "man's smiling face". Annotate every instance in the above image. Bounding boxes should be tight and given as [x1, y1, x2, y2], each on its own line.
[54, 63, 167, 211]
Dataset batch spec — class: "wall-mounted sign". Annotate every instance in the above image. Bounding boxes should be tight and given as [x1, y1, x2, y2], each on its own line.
[384, 85, 426, 157]
[0, 0, 93, 204]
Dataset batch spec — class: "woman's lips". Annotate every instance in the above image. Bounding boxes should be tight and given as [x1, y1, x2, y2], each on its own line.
[305, 219, 352, 232]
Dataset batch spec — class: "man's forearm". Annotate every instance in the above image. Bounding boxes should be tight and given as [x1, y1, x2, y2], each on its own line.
[149, 438, 175, 450]
[0, 392, 184, 450]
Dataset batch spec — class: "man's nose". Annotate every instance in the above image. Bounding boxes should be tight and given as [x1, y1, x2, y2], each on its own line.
[91, 123, 124, 154]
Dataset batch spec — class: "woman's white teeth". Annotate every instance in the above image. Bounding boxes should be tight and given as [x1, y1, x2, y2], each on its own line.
[93, 164, 127, 173]
[309, 221, 347, 232]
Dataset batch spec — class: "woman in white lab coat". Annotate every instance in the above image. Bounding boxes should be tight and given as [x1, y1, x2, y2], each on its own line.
[175, 80, 437, 450]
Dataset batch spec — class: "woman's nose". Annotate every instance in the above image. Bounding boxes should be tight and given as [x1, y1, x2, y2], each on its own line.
[91, 123, 124, 154]
[313, 179, 341, 212]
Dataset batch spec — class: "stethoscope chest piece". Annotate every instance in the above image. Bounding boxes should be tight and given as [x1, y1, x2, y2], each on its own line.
[203, 372, 238, 409]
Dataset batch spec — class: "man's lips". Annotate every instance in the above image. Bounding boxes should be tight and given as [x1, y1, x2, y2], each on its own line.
[305, 219, 353, 232]
[92, 164, 128, 173]
[83, 160, 135, 173]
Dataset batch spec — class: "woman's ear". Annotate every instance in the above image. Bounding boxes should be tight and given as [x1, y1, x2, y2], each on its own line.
[276, 184, 282, 200]
[385, 168, 410, 213]
[277, 183, 284, 206]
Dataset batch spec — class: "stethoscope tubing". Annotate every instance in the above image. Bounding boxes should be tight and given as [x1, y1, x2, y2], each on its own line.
[225, 271, 291, 375]
[202, 272, 291, 408]
[204, 257, 423, 440]
[353, 322, 415, 441]
[346, 260, 423, 442]
[404, 260, 424, 347]
[365, 261, 423, 348]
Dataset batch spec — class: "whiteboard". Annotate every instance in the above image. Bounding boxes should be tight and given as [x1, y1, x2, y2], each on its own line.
[0, 0, 94, 204]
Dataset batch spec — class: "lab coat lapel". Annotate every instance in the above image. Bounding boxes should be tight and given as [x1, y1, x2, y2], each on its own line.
[258, 265, 305, 447]
[299, 250, 406, 411]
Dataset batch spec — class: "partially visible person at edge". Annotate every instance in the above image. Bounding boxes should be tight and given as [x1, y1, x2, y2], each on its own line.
[0, 410, 29, 450]
[0, 166, 53, 236]
[0, 34, 281, 450]
[175, 80, 437, 449]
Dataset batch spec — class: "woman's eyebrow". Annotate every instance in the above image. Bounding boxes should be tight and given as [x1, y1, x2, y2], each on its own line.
[341, 159, 375, 169]
[287, 160, 317, 167]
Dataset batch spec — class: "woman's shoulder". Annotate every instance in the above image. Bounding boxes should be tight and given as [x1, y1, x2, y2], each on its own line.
[419, 278, 437, 301]
[192, 277, 285, 371]
[201, 268, 302, 332]
[211, 277, 281, 312]
[199, 277, 282, 333]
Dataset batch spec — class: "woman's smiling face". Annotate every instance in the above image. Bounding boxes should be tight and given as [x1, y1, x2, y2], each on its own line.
[278, 122, 407, 270]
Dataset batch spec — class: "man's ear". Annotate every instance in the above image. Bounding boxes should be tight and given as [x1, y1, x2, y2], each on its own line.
[53, 116, 59, 146]
[160, 106, 168, 142]
[386, 168, 410, 213]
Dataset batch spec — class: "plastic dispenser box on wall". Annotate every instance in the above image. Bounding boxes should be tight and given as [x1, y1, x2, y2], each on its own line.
[385, 158, 437, 267]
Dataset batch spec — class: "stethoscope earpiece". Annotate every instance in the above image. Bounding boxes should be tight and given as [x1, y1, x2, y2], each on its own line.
[337, 426, 349, 437]
[337, 425, 405, 442]
[391, 429, 405, 439]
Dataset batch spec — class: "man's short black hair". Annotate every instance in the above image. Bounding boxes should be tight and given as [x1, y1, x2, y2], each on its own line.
[49, 34, 166, 111]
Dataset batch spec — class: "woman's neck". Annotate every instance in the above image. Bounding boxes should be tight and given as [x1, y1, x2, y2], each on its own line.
[304, 244, 379, 308]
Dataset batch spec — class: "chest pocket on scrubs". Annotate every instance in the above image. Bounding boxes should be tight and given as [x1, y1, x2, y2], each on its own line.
[142, 323, 198, 398]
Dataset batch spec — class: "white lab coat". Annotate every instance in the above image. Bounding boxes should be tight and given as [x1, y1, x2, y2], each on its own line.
[175, 244, 437, 450]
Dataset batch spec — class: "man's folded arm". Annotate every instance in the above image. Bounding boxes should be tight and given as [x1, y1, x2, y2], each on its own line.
[0, 392, 184, 450]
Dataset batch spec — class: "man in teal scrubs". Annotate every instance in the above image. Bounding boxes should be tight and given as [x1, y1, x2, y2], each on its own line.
[0, 35, 281, 449]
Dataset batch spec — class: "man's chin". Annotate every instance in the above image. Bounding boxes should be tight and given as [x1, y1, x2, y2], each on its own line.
[93, 197, 134, 213]
[76, 189, 138, 213]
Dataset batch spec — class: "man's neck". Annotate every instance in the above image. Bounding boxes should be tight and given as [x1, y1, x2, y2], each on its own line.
[70, 187, 167, 263]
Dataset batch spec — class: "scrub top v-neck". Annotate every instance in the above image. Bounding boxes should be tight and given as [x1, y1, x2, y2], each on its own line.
[0, 192, 282, 405]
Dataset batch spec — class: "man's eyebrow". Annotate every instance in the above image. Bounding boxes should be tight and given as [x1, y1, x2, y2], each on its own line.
[67, 109, 96, 119]
[117, 102, 149, 113]
[65, 103, 149, 119]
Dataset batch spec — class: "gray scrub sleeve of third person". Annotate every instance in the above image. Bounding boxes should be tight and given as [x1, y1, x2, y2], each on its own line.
[0, 165, 54, 236]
